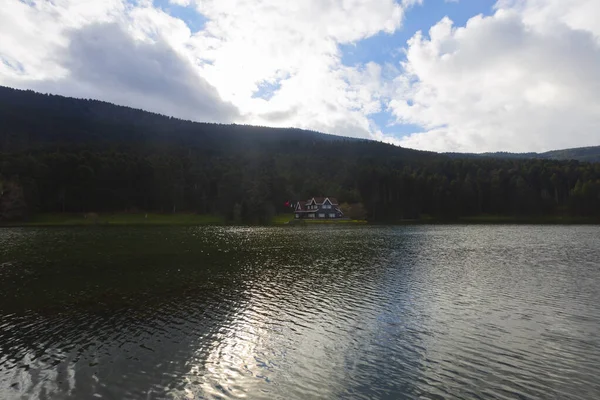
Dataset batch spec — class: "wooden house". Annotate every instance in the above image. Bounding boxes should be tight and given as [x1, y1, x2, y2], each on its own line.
[294, 197, 343, 219]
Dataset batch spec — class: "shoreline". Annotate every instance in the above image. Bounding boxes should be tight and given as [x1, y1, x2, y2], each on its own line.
[1, 213, 598, 227]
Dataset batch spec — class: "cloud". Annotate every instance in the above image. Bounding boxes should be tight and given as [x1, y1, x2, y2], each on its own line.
[61, 22, 237, 122]
[94, 22, 237, 121]
[2, 0, 599, 152]
[0, 0, 237, 123]
[169, 0, 192, 6]
[387, 0, 600, 152]
[0, 0, 124, 80]
[184, 0, 408, 136]
[0, 0, 412, 138]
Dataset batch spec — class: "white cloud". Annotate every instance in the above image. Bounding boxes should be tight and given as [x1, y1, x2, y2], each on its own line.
[44, 22, 237, 122]
[0, 0, 238, 122]
[388, 0, 600, 152]
[0, 0, 125, 80]
[1, 0, 599, 152]
[169, 0, 192, 6]
[0, 0, 411, 139]
[185, 0, 406, 136]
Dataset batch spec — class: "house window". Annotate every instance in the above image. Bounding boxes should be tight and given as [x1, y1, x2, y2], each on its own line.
[318, 213, 325, 218]
[295, 214, 299, 218]
[329, 213, 336, 218]
[308, 213, 315, 218]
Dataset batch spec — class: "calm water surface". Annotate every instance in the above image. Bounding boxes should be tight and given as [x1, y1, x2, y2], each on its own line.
[0, 225, 599, 399]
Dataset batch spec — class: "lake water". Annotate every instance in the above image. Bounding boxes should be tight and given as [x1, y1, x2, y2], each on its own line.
[0, 225, 599, 399]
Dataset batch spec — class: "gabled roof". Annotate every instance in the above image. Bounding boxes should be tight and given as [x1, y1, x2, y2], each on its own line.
[294, 201, 344, 214]
[304, 197, 339, 205]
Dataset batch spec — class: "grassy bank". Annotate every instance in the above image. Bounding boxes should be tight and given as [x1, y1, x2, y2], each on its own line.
[272, 214, 367, 225]
[1, 213, 366, 227]
[457, 215, 600, 224]
[391, 214, 600, 225]
[2, 213, 597, 227]
[2, 213, 225, 227]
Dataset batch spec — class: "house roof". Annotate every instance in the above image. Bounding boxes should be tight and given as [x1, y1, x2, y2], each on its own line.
[295, 199, 343, 213]
[304, 197, 339, 205]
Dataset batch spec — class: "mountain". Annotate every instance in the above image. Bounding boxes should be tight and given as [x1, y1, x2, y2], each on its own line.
[1, 86, 599, 223]
[540, 147, 600, 162]
[446, 147, 600, 163]
[0, 86, 437, 162]
[2, 86, 597, 162]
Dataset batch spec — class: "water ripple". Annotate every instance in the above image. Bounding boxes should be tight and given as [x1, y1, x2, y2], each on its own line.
[0, 225, 599, 399]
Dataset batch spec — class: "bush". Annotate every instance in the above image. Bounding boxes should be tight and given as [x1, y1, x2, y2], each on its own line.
[340, 202, 366, 220]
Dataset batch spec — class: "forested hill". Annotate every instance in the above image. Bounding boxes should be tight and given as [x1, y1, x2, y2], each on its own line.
[1, 86, 599, 223]
[446, 147, 600, 163]
[0, 86, 435, 162]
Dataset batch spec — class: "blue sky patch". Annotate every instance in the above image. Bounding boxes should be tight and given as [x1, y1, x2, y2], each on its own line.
[370, 111, 424, 136]
[342, 0, 496, 138]
[341, 0, 495, 68]
[153, 0, 208, 33]
[252, 80, 283, 101]
[1, 55, 25, 73]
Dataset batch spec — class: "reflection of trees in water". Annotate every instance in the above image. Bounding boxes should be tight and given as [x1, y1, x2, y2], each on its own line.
[0, 276, 250, 399]
[0, 225, 442, 399]
[1, 225, 377, 399]
[11, 226, 587, 399]
[0, 227, 261, 399]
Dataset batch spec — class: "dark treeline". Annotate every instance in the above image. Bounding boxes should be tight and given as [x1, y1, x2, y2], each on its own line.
[1, 86, 599, 223]
[358, 159, 600, 221]
[445, 146, 600, 163]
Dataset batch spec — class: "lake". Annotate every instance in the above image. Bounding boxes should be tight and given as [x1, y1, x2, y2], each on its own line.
[0, 225, 599, 399]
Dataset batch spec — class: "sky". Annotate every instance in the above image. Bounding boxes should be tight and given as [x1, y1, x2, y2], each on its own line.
[1, 0, 599, 153]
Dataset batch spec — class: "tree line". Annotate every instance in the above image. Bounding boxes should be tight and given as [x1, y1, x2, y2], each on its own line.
[0, 86, 599, 223]
[2, 149, 599, 223]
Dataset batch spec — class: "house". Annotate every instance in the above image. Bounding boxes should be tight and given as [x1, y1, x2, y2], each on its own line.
[294, 197, 344, 219]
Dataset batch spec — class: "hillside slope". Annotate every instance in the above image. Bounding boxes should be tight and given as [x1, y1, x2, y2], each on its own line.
[1, 86, 599, 223]
[2, 86, 597, 162]
[446, 147, 600, 163]
[541, 147, 600, 162]
[0, 86, 437, 162]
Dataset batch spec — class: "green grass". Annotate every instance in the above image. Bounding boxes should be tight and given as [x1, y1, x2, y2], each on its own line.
[388, 214, 600, 225]
[6, 213, 596, 227]
[456, 215, 600, 224]
[271, 213, 367, 225]
[272, 214, 295, 225]
[304, 219, 367, 224]
[4, 213, 225, 227]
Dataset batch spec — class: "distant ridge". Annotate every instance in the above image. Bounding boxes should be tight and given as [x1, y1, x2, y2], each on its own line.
[445, 146, 600, 163]
[0, 85, 598, 223]
[0, 85, 597, 163]
[0, 85, 435, 161]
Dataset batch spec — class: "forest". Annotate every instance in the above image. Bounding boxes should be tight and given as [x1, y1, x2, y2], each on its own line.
[1, 86, 599, 223]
